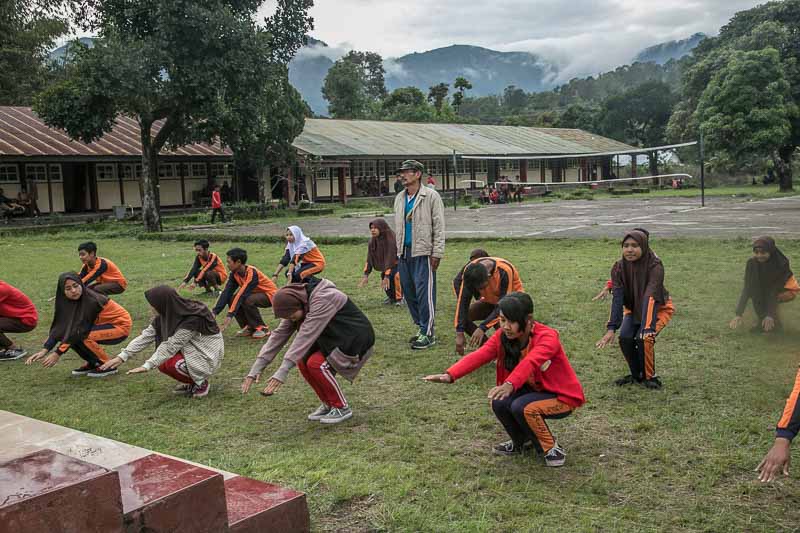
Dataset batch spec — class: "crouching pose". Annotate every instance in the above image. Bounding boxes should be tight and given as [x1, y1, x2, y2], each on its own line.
[241, 278, 375, 425]
[730, 236, 799, 333]
[26, 273, 132, 377]
[757, 365, 800, 482]
[596, 229, 674, 389]
[98, 286, 223, 398]
[424, 292, 585, 467]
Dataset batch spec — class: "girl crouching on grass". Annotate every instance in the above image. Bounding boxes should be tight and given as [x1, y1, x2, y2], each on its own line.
[98, 286, 223, 398]
[595, 229, 674, 389]
[358, 218, 403, 305]
[730, 236, 800, 334]
[273, 225, 326, 284]
[26, 273, 132, 377]
[424, 292, 585, 467]
[241, 278, 375, 425]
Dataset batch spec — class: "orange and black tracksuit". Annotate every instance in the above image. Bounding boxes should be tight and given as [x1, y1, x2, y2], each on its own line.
[454, 258, 523, 336]
[777, 367, 800, 441]
[280, 246, 326, 283]
[364, 259, 402, 303]
[213, 265, 277, 330]
[607, 275, 674, 382]
[80, 257, 127, 295]
[184, 252, 228, 288]
[44, 300, 132, 367]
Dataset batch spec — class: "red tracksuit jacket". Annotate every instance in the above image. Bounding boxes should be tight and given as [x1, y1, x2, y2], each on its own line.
[447, 323, 586, 408]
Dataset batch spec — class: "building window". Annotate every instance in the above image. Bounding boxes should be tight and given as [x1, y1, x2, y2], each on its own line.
[210, 162, 233, 179]
[122, 164, 141, 181]
[158, 163, 175, 179]
[191, 163, 207, 178]
[25, 164, 61, 182]
[96, 164, 116, 181]
[0, 165, 19, 183]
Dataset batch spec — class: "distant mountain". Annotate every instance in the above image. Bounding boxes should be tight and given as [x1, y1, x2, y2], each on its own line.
[290, 42, 560, 115]
[634, 33, 706, 65]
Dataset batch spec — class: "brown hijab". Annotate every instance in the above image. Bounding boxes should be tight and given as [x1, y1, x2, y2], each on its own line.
[272, 283, 310, 320]
[49, 272, 108, 345]
[145, 286, 219, 343]
[611, 230, 668, 318]
[745, 236, 793, 302]
[367, 218, 397, 272]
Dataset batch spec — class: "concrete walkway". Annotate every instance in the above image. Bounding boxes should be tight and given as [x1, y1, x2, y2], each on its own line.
[192, 194, 800, 240]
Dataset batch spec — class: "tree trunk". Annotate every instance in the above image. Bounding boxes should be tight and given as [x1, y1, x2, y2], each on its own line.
[139, 123, 162, 232]
[648, 152, 659, 177]
[258, 163, 270, 204]
[775, 145, 795, 192]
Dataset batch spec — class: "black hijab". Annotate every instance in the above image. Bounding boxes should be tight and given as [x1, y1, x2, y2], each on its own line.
[49, 272, 108, 345]
[611, 230, 668, 318]
[745, 236, 793, 303]
[145, 286, 219, 344]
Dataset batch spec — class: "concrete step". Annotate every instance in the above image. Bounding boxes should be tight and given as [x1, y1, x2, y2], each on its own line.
[224, 476, 310, 533]
[114, 454, 228, 533]
[0, 449, 124, 533]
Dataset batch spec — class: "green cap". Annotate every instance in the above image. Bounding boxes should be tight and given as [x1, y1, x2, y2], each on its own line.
[397, 160, 425, 173]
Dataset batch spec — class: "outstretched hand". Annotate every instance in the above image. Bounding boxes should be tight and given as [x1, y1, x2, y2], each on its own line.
[422, 373, 452, 383]
[241, 374, 261, 394]
[261, 377, 283, 396]
[592, 286, 610, 302]
[757, 438, 791, 482]
[99, 356, 124, 371]
[596, 330, 616, 349]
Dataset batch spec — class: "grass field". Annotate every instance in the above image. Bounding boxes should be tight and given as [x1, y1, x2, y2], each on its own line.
[2, 233, 800, 531]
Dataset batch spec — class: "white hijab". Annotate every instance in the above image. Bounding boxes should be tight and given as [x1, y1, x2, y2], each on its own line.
[285, 225, 316, 257]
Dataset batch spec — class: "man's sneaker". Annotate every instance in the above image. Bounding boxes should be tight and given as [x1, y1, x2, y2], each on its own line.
[642, 376, 663, 390]
[492, 440, 534, 456]
[411, 334, 436, 350]
[191, 381, 210, 398]
[408, 334, 419, 344]
[87, 367, 118, 378]
[614, 374, 637, 386]
[72, 364, 95, 376]
[544, 445, 567, 467]
[395, 298, 405, 306]
[307, 403, 332, 421]
[252, 326, 270, 340]
[319, 406, 353, 424]
[235, 327, 253, 337]
[173, 383, 193, 395]
[0, 348, 27, 361]
[382, 297, 392, 305]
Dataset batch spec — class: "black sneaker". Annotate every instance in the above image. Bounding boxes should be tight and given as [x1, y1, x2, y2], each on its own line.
[72, 364, 95, 376]
[642, 376, 662, 389]
[86, 367, 118, 378]
[411, 334, 436, 350]
[544, 445, 567, 467]
[614, 375, 636, 386]
[492, 440, 534, 456]
[0, 348, 27, 361]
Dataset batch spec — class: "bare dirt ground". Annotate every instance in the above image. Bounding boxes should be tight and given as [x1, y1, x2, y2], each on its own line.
[195, 194, 800, 239]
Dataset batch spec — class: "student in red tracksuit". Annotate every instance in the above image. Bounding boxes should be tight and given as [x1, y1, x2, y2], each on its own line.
[758, 366, 800, 482]
[211, 185, 225, 223]
[213, 247, 277, 339]
[26, 273, 132, 377]
[0, 280, 38, 361]
[424, 292, 585, 467]
[358, 218, 403, 305]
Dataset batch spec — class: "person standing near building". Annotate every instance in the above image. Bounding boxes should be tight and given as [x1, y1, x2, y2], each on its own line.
[394, 160, 445, 350]
[211, 184, 225, 223]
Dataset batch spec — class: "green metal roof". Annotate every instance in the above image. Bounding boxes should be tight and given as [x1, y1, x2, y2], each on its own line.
[293, 118, 635, 158]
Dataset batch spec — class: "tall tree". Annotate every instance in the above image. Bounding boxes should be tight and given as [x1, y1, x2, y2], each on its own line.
[600, 80, 676, 175]
[452, 76, 472, 110]
[557, 100, 603, 132]
[669, 1, 800, 190]
[502, 85, 527, 113]
[0, 0, 69, 105]
[35, 0, 313, 231]
[427, 82, 449, 112]
[322, 49, 386, 118]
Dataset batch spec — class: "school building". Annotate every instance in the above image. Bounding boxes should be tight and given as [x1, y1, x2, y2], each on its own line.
[0, 106, 639, 212]
[0, 106, 234, 213]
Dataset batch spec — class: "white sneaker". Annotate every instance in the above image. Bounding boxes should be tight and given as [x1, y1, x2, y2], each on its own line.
[319, 406, 353, 424]
[307, 403, 331, 421]
[544, 445, 566, 467]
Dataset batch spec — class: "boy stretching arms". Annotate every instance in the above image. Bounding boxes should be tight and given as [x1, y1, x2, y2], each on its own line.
[179, 240, 227, 295]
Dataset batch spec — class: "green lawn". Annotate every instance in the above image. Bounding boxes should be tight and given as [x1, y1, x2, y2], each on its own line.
[2, 235, 800, 531]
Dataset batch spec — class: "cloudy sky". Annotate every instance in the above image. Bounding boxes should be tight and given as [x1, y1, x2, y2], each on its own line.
[260, 0, 765, 78]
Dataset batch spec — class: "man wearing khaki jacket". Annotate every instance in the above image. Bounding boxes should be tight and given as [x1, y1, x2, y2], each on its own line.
[393, 160, 445, 349]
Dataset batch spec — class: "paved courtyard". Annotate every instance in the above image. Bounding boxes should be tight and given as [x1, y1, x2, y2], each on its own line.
[194, 194, 800, 239]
